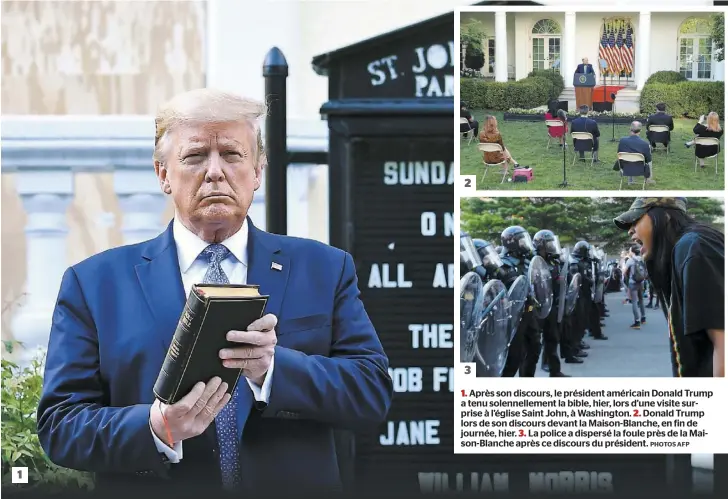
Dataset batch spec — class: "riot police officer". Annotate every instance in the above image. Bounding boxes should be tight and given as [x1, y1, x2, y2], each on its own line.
[568, 241, 592, 362]
[461, 234, 515, 376]
[460, 231, 487, 280]
[473, 239, 510, 283]
[498, 226, 540, 377]
[587, 245, 608, 341]
[533, 230, 569, 377]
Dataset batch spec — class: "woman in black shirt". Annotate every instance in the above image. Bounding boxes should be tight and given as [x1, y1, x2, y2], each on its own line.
[614, 197, 724, 377]
[686, 111, 723, 167]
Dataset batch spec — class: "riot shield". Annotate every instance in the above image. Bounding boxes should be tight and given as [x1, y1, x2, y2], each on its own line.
[528, 255, 553, 320]
[594, 274, 605, 303]
[590, 261, 597, 301]
[459, 272, 484, 363]
[565, 273, 582, 315]
[460, 233, 482, 272]
[474, 279, 510, 377]
[506, 275, 529, 341]
[556, 258, 569, 324]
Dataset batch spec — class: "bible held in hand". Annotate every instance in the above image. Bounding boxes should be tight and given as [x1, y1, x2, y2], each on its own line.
[153, 284, 268, 404]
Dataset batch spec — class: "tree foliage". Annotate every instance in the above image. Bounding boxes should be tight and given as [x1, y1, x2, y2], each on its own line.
[461, 197, 724, 256]
[710, 13, 725, 62]
[460, 18, 487, 53]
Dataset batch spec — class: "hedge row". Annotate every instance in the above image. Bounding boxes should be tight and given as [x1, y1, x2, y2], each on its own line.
[527, 69, 565, 98]
[463, 67, 723, 119]
[644, 70, 687, 85]
[639, 81, 724, 119]
[460, 71, 564, 111]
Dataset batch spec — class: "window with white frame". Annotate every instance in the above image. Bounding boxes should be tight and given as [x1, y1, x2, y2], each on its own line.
[532, 19, 561, 72]
[678, 17, 714, 81]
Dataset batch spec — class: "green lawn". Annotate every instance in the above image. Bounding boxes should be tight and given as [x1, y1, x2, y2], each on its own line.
[460, 110, 725, 190]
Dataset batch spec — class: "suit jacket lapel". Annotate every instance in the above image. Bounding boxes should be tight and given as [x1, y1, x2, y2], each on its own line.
[135, 221, 186, 353]
[246, 218, 290, 320]
[237, 218, 290, 438]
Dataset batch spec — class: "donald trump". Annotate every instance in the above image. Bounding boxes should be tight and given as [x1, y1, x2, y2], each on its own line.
[37, 88, 393, 495]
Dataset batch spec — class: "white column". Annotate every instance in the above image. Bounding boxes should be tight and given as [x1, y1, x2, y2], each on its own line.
[114, 169, 167, 245]
[11, 169, 74, 365]
[563, 12, 577, 88]
[495, 12, 508, 82]
[637, 12, 652, 89]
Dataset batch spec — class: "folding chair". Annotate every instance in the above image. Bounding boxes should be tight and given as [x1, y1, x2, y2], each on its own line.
[693, 136, 721, 175]
[545, 120, 566, 149]
[460, 117, 474, 145]
[647, 125, 671, 154]
[617, 152, 647, 190]
[571, 132, 595, 166]
[477, 143, 509, 184]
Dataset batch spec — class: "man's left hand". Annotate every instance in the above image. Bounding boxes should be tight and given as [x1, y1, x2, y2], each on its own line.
[220, 314, 278, 385]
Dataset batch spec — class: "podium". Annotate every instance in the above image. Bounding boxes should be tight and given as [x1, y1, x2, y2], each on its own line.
[573, 72, 596, 110]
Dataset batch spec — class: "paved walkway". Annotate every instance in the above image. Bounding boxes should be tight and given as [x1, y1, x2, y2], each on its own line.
[535, 291, 673, 377]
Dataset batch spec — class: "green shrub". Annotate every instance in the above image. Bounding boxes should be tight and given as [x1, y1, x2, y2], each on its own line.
[461, 75, 556, 111]
[1, 341, 94, 492]
[640, 81, 724, 118]
[527, 69, 565, 99]
[644, 71, 687, 85]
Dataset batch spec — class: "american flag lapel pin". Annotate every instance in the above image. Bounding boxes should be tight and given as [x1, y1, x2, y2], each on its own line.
[271, 262, 283, 271]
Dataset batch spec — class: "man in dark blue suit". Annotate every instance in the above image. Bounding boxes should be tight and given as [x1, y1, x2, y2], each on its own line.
[576, 57, 595, 74]
[616, 121, 654, 184]
[570, 105, 601, 162]
[37, 88, 393, 495]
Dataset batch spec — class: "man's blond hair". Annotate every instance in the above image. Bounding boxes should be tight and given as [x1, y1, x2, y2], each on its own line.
[153, 88, 267, 167]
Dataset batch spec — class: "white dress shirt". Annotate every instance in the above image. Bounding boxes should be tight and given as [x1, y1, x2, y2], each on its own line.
[151, 217, 275, 462]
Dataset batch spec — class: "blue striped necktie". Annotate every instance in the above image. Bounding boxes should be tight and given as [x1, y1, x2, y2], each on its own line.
[201, 244, 241, 489]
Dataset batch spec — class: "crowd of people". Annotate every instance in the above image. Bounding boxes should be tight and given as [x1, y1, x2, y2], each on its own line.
[460, 99, 723, 183]
[460, 226, 609, 378]
[460, 197, 725, 378]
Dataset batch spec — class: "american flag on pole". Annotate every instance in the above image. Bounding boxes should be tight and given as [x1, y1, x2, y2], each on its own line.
[598, 24, 609, 75]
[624, 25, 635, 75]
[607, 29, 617, 75]
[615, 27, 625, 74]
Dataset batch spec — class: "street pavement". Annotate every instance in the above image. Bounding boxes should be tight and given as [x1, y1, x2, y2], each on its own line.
[535, 290, 673, 377]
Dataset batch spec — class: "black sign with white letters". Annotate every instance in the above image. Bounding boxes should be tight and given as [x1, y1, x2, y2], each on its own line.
[313, 14, 454, 100]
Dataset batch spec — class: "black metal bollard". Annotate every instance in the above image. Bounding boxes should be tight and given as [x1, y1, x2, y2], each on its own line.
[262, 47, 288, 235]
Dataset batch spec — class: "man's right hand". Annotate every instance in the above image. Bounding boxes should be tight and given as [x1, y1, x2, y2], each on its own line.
[150, 377, 231, 447]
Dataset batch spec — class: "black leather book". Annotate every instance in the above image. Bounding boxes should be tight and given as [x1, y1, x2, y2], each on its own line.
[154, 284, 269, 404]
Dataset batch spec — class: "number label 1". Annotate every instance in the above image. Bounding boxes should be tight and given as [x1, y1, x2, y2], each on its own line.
[12, 467, 29, 484]
[460, 175, 477, 193]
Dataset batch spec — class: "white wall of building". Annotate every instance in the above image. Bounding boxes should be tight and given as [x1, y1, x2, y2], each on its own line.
[462, 11, 721, 83]
[209, 0, 475, 123]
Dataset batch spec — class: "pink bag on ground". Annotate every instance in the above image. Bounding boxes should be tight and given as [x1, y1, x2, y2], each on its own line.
[512, 167, 533, 182]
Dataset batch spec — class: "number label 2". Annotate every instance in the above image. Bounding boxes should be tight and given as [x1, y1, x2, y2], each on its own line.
[460, 175, 476, 193]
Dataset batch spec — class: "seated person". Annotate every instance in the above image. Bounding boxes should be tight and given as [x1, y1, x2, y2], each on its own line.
[686, 112, 723, 168]
[461, 101, 479, 135]
[646, 102, 674, 149]
[570, 105, 600, 162]
[544, 108, 568, 148]
[479, 115, 520, 170]
[614, 121, 653, 184]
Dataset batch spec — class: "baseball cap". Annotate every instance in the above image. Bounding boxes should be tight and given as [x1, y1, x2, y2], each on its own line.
[613, 197, 688, 231]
